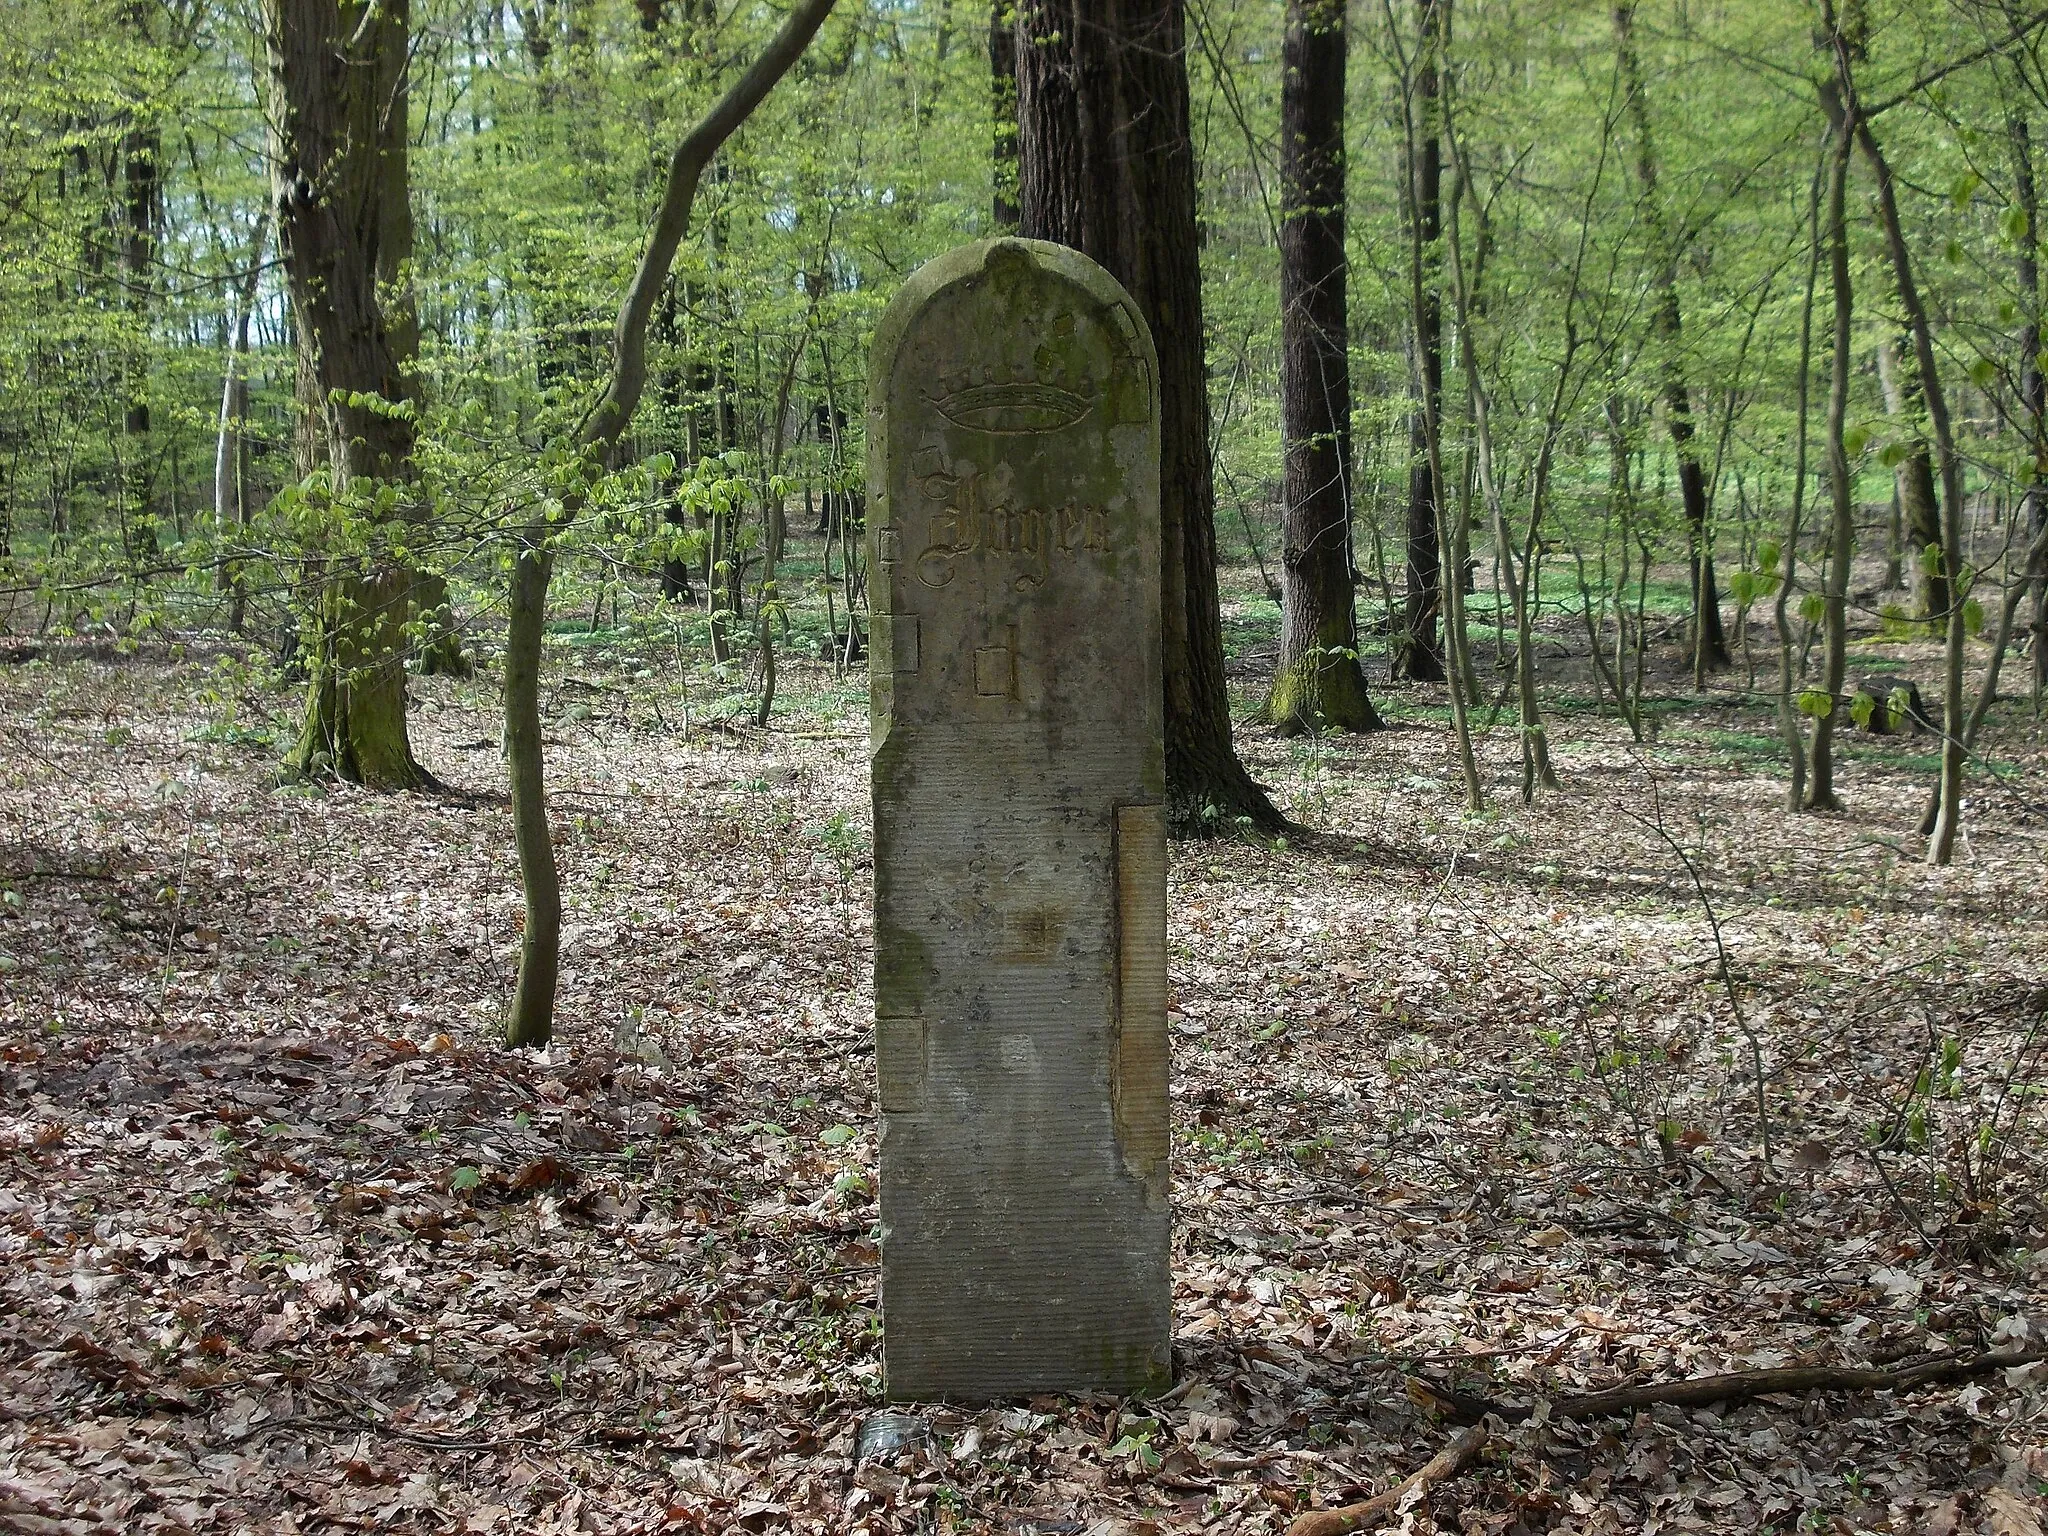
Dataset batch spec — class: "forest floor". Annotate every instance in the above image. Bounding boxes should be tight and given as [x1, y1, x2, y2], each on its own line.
[2, 598, 2047, 1535]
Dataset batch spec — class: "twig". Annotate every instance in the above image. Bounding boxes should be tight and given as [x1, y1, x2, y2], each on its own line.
[1405, 1345, 2047, 1425]
[1285, 1425, 1489, 1536]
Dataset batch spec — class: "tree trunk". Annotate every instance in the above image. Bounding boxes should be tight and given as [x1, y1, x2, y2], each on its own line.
[1615, 1, 1727, 677]
[1393, 0, 1445, 682]
[1778, 151, 1824, 813]
[1836, 42, 1968, 862]
[504, 543, 560, 1049]
[265, 0, 431, 788]
[1016, 0, 1283, 833]
[501, 0, 839, 1047]
[1806, 89, 1855, 812]
[120, 95, 160, 572]
[215, 212, 270, 635]
[2012, 112, 2048, 704]
[1875, 335, 1947, 623]
[1267, 0, 1379, 735]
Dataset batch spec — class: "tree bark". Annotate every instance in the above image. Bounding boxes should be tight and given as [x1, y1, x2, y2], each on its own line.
[1267, 0, 1379, 735]
[1393, 0, 1446, 682]
[503, 544, 560, 1050]
[2012, 112, 2048, 704]
[264, 0, 431, 789]
[1778, 152, 1824, 813]
[1615, 1, 1727, 677]
[1836, 41, 1968, 862]
[1806, 88, 1855, 812]
[1016, 0, 1283, 833]
[120, 106, 159, 567]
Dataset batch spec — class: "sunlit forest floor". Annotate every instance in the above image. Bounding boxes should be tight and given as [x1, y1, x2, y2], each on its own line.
[3, 570, 2046, 1534]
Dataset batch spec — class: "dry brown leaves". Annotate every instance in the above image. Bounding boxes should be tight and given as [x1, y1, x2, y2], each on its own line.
[1, 632, 2045, 1534]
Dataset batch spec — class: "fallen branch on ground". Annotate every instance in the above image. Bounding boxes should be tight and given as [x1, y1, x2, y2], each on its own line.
[1284, 1425, 1489, 1536]
[1406, 1345, 2047, 1425]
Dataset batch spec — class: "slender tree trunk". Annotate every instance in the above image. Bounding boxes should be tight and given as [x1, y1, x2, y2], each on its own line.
[215, 213, 270, 634]
[990, 1, 1019, 231]
[1442, 30, 1561, 799]
[1967, 523, 2048, 748]
[1807, 89, 1855, 812]
[2013, 112, 2048, 705]
[1835, 42, 1968, 862]
[1393, 0, 1446, 682]
[501, 0, 839, 1047]
[1268, 0, 1379, 734]
[1016, 0, 1283, 833]
[1436, 413, 1483, 810]
[1602, 402, 1645, 740]
[1614, 0, 1727, 677]
[265, 0, 431, 789]
[121, 109, 159, 564]
[1778, 151, 1824, 812]
[1875, 336, 1947, 623]
[503, 542, 559, 1048]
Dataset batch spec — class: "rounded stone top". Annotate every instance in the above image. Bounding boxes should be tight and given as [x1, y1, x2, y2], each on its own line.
[866, 239, 1156, 413]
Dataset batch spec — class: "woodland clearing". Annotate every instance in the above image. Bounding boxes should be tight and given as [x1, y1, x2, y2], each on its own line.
[2, 594, 2045, 1535]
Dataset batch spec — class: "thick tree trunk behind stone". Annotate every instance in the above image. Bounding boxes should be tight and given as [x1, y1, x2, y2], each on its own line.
[1268, 0, 1378, 735]
[265, 0, 431, 787]
[1016, 0, 1282, 833]
[1615, 1, 1727, 677]
[1393, 0, 1445, 683]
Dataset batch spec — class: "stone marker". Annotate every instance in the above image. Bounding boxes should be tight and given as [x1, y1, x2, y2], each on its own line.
[867, 238, 1171, 1402]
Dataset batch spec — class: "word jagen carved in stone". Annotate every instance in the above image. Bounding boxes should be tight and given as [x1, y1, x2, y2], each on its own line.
[909, 463, 1113, 592]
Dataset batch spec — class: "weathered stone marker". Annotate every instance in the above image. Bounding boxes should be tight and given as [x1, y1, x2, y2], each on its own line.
[867, 238, 1170, 1402]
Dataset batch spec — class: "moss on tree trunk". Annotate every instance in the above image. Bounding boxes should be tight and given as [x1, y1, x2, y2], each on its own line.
[289, 564, 430, 791]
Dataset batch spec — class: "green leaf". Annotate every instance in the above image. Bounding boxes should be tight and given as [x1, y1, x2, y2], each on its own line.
[1800, 591, 1827, 625]
[2002, 203, 2030, 241]
[1842, 424, 1871, 456]
[451, 1166, 483, 1191]
[1850, 691, 1875, 728]
[1798, 688, 1835, 719]
[1970, 356, 1997, 389]
[1963, 596, 1984, 636]
[819, 1124, 856, 1146]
